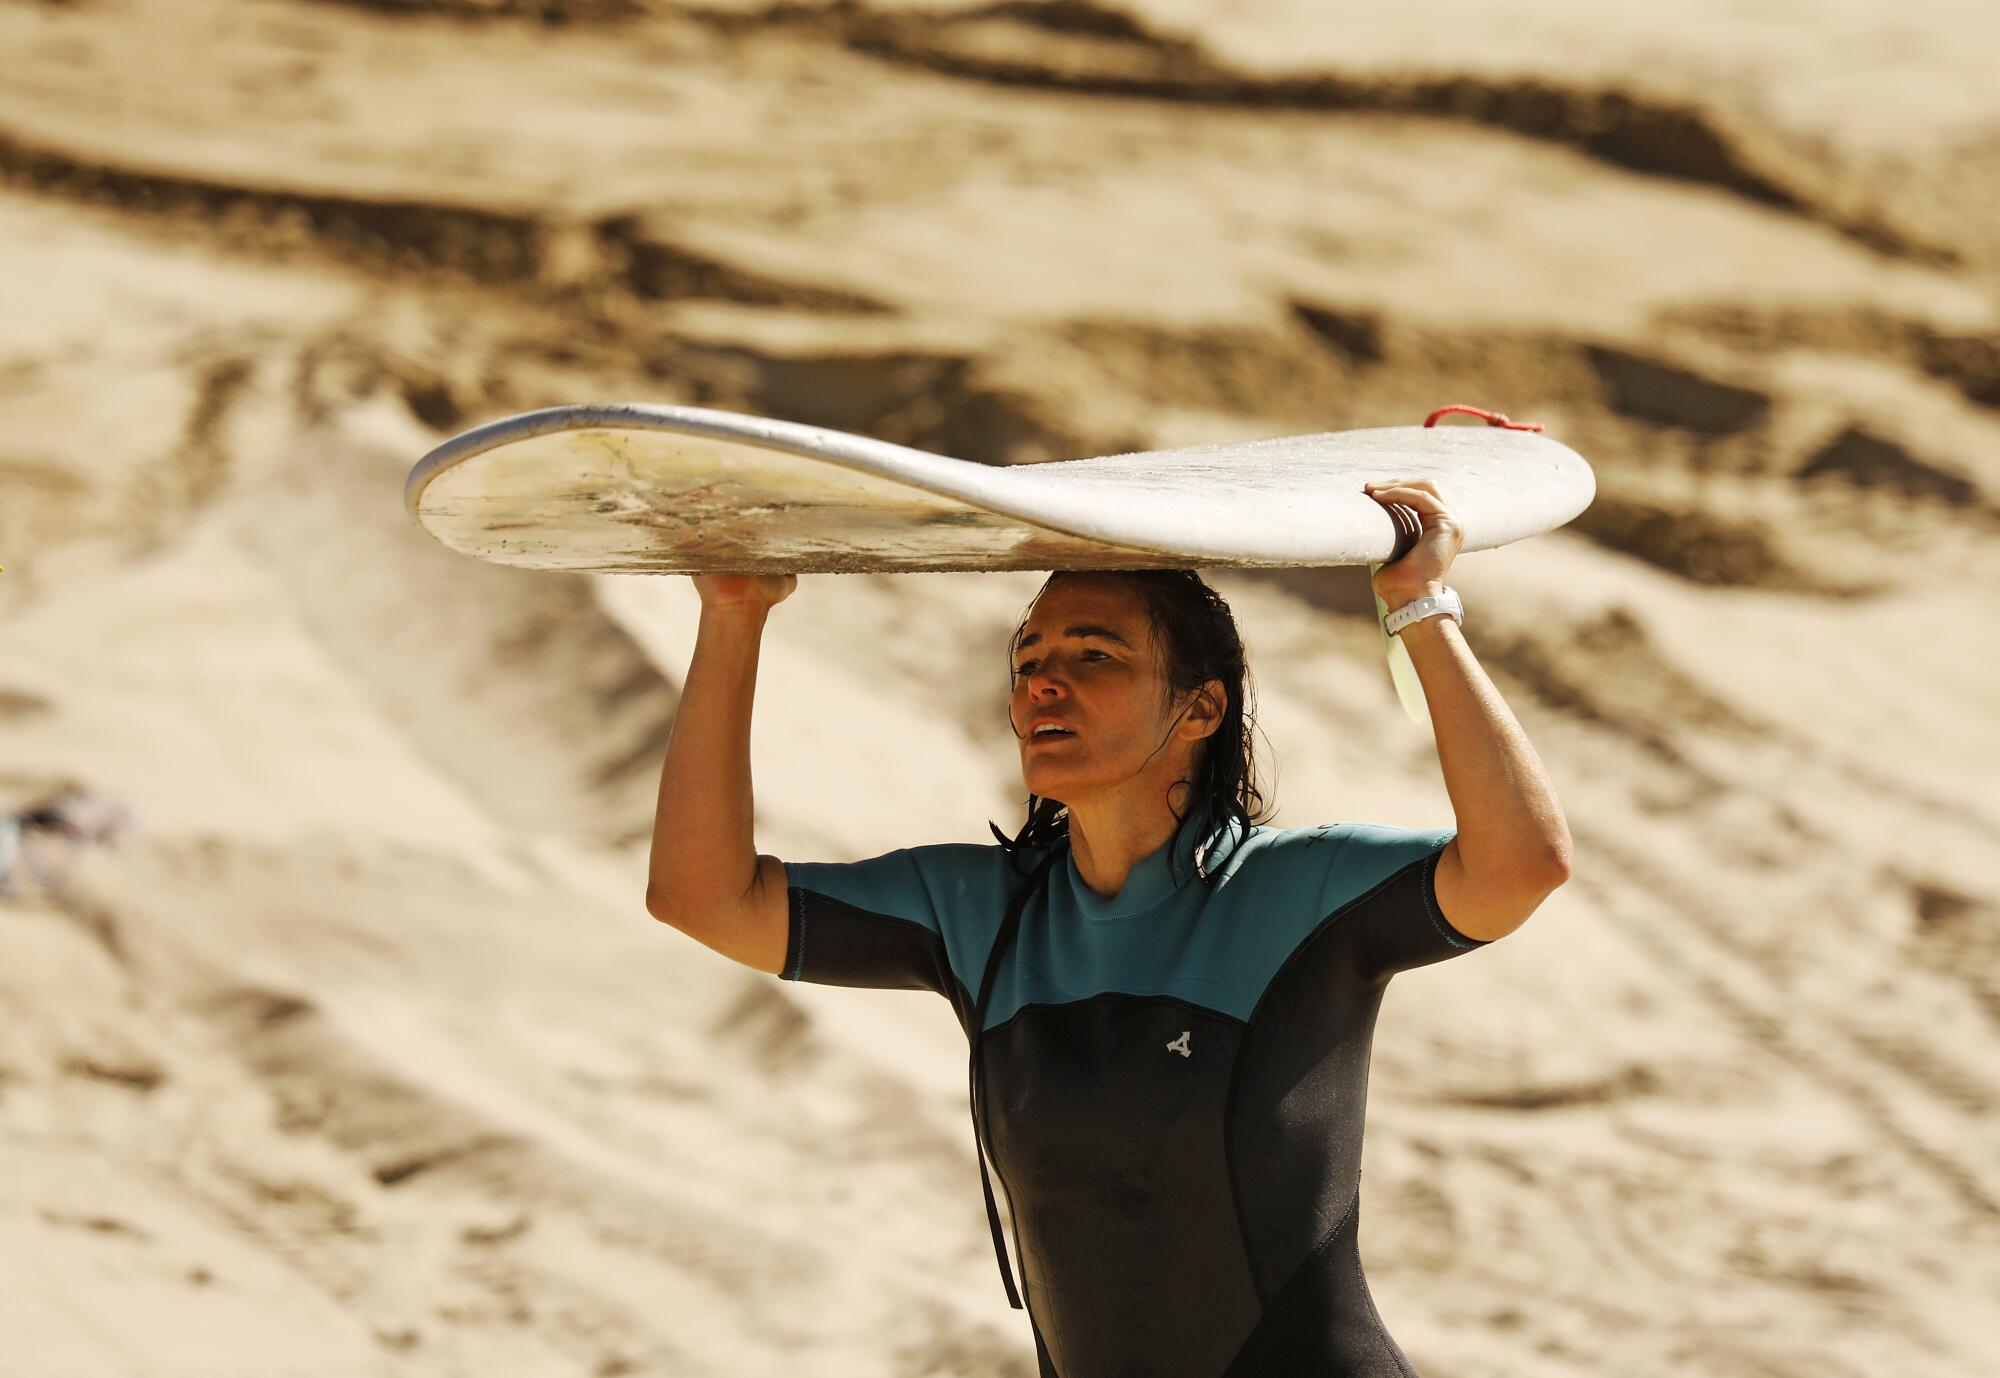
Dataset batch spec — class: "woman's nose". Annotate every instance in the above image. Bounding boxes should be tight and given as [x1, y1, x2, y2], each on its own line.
[1014, 675, 1066, 717]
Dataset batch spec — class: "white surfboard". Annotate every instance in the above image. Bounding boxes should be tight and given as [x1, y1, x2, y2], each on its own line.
[404, 402, 1593, 575]
[403, 402, 1595, 723]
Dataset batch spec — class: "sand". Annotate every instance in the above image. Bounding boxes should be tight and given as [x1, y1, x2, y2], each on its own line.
[1, 0, 1996, 1373]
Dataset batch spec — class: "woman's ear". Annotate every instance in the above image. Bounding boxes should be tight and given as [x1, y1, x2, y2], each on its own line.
[1187, 679, 1227, 740]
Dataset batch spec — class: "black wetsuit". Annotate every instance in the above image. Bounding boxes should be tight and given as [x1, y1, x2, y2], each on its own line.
[781, 816, 1490, 1377]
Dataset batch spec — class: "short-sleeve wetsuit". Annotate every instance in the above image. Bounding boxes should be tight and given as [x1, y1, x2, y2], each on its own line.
[780, 813, 1491, 1377]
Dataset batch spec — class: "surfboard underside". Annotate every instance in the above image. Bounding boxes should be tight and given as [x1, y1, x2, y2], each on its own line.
[416, 425, 1178, 574]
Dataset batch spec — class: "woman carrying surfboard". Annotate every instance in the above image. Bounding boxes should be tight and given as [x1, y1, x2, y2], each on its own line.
[645, 474, 1572, 1376]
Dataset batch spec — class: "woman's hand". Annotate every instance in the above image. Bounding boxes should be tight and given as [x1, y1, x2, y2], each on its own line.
[1362, 477, 1463, 606]
[692, 573, 798, 614]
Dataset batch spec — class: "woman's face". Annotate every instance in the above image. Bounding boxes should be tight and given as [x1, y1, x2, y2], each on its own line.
[1008, 576, 1216, 808]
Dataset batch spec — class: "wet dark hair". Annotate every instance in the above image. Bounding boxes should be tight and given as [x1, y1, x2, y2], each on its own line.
[988, 569, 1275, 886]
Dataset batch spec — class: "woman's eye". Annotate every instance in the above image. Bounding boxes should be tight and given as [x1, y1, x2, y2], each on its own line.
[1012, 650, 1109, 677]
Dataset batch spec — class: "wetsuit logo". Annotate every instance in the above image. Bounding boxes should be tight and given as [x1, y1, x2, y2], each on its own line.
[1165, 1030, 1191, 1058]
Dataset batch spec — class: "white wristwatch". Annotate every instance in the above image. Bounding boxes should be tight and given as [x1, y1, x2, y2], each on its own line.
[1382, 586, 1464, 636]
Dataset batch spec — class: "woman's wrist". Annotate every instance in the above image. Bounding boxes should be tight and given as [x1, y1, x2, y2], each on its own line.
[1375, 579, 1449, 615]
[697, 602, 774, 639]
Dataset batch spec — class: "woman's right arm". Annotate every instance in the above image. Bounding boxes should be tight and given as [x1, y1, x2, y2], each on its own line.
[644, 574, 798, 975]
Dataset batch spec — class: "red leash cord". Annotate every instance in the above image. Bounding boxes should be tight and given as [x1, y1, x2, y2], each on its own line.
[1422, 404, 1543, 431]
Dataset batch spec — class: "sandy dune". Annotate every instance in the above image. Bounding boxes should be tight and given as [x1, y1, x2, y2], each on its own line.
[2, 1, 1997, 1374]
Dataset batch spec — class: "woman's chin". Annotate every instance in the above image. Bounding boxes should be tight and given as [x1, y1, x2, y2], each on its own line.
[1024, 764, 1105, 805]
[1021, 766, 1073, 802]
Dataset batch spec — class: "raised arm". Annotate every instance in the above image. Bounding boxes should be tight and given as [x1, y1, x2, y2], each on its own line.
[644, 574, 798, 975]
[1363, 475, 1573, 943]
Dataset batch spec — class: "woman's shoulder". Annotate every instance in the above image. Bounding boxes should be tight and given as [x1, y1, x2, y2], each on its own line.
[1218, 820, 1455, 890]
[892, 835, 1064, 890]
[781, 836, 1047, 945]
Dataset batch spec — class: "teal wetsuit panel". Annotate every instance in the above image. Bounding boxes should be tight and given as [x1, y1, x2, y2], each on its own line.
[997, 821, 1461, 1029]
[782, 822, 1464, 1022]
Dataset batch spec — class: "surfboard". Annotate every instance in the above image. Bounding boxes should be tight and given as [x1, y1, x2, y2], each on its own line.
[403, 402, 1594, 726]
[403, 402, 1595, 577]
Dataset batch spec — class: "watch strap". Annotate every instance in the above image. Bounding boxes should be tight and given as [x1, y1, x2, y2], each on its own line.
[1382, 586, 1464, 636]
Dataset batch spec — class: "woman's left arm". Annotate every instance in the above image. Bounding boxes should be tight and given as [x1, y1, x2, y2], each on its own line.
[1363, 477, 1575, 943]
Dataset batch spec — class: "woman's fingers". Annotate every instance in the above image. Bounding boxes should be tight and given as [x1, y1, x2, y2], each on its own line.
[1364, 481, 1450, 513]
[691, 572, 799, 610]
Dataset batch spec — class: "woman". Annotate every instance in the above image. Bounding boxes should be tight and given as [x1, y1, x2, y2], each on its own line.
[646, 476, 1573, 1376]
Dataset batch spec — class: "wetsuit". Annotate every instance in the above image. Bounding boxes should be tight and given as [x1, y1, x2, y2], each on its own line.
[781, 814, 1490, 1377]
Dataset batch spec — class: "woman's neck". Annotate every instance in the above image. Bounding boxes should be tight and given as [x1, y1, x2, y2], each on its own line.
[1064, 804, 1190, 902]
